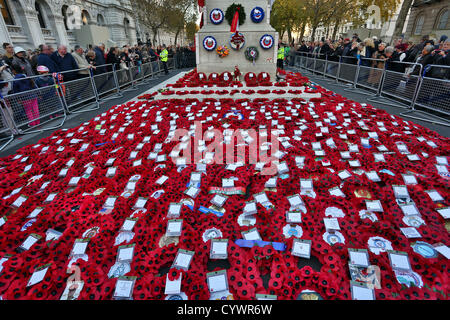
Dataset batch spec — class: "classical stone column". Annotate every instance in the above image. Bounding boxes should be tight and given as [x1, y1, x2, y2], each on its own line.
[203, 6, 207, 26]
[23, 8, 45, 47]
[53, 14, 70, 46]
[0, 14, 12, 45]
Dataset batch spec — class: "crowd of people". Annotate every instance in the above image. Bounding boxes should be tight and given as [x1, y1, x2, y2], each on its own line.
[292, 34, 450, 79]
[0, 42, 195, 133]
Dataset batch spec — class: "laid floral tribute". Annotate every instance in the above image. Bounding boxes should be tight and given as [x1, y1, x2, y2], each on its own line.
[216, 46, 230, 58]
[0, 69, 448, 301]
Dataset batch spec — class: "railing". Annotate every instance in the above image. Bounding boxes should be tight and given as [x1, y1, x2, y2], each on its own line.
[292, 52, 450, 126]
[6, 25, 22, 34]
[41, 28, 53, 37]
[0, 57, 176, 150]
[0, 104, 15, 151]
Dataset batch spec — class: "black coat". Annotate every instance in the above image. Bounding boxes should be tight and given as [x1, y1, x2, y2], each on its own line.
[413, 53, 436, 76]
[386, 52, 404, 73]
[106, 52, 121, 71]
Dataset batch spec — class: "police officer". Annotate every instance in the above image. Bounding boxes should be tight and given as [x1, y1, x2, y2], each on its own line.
[160, 44, 169, 75]
[277, 44, 285, 70]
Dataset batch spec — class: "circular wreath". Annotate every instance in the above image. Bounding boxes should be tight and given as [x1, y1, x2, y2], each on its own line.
[225, 3, 246, 26]
[245, 46, 259, 62]
[251, 7, 265, 23]
[203, 36, 217, 51]
[260, 34, 274, 50]
[220, 71, 233, 83]
[210, 8, 224, 25]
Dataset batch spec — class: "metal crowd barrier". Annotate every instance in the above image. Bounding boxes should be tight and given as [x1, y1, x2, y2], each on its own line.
[0, 105, 14, 151]
[152, 61, 161, 76]
[324, 58, 340, 83]
[141, 62, 154, 81]
[0, 56, 179, 144]
[306, 56, 315, 72]
[293, 52, 449, 126]
[368, 61, 423, 108]
[128, 64, 144, 91]
[0, 81, 67, 134]
[168, 58, 175, 70]
[402, 64, 450, 126]
[352, 57, 386, 95]
[57, 67, 99, 113]
[313, 54, 327, 77]
[337, 57, 359, 87]
[93, 64, 121, 100]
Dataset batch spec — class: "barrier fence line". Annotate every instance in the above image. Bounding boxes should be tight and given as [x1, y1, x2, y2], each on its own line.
[0, 104, 14, 151]
[0, 56, 181, 146]
[292, 52, 450, 126]
[369, 61, 423, 109]
[56, 66, 100, 114]
[0, 83, 67, 134]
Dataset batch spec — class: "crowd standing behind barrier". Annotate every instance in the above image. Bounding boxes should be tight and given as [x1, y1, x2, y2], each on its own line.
[0, 54, 183, 151]
[291, 51, 450, 127]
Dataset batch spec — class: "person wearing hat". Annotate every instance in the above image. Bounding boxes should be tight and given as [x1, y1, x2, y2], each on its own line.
[352, 34, 361, 43]
[11, 46, 35, 77]
[34, 65, 54, 88]
[34, 65, 62, 119]
[395, 43, 409, 63]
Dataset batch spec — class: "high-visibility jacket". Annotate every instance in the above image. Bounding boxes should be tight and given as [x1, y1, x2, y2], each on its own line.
[277, 48, 285, 60]
[284, 46, 291, 56]
[160, 49, 168, 62]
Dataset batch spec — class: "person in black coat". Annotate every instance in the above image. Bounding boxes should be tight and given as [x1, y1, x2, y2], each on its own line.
[413, 45, 437, 77]
[341, 39, 354, 63]
[106, 47, 121, 72]
[385, 46, 404, 73]
[120, 48, 132, 68]
[51, 45, 79, 81]
[318, 40, 331, 58]
[297, 41, 309, 53]
[37, 44, 59, 74]
[93, 44, 107, 74]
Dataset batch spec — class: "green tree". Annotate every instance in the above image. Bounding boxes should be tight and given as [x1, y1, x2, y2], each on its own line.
[165, 0, 197, 45]
[135, 0, 171, 45]
[271, 0, 308, 44]
[185, 19, 199, 42]
[271, 0, 401, 43]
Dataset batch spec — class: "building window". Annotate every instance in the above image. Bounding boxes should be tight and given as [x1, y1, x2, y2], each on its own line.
[414, 14, 425, 35]
[35, 2, 46, 29]
[0, 0, 14, 25]
[97, 14, 105, 26]
[436, 9, 448, 30]
[124, 18, 130, 37]
[62, 5, 69, 30]
[82, 10, 90, 25]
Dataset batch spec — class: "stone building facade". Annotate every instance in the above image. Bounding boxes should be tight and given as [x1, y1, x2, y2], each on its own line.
[405, 0, 449, 42]
[0, 0, 137, 50]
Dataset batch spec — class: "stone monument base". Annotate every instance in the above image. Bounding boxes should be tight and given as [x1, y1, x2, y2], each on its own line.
[197, 29, 277, 80]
